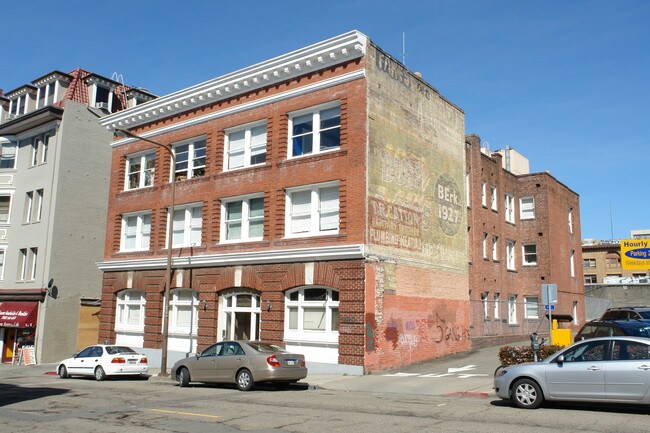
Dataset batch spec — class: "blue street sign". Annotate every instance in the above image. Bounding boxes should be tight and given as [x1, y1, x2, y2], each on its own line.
[544, 304, 556, 311]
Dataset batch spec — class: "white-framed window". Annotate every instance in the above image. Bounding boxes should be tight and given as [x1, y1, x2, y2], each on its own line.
[37, 82, 56, 108]
[0, 247, 6, 280]
[170, 204, 203, 247]
[285, 182, 339, 237]
[522, 244, 537, 266]
[126, 151, 155, 190]
[18, 247, 37, 281]
[570, 249, 575, 277]
[285, 287, 339, 339]
[9, 95, 28, 116]
[24, 192, 33, 223]
[0, 194, 12, 223]
[492, 235, 499, 261]
[505, 194, 515, 223]
[116, 289, 146, 330]
[490, 185, 497, 210]
[173, 138, 206, 181]
[583, 258, 596, 268]
[481, 181, 487, 207]
[225, 122, 267, 171]
[219, 291, 261, 341]
[573, 301, 578, 325]
[92, 83, 114, 111]
[481, 292, 489, 318]
[220, 195, 264, 243]
[288, 102, 340, 158]
[506, 240, 516, 270]
[508, 295, 517, 324]
[31, 138, 39, 167]
[568, 207, 573, 233]
[520, 197, 535, 220]
[493, 293, 500, 319]
[0, 141, 17, 169]
[465, 173, 470, 207]
[121, 212, 152, 251]
[168, 289, 198, 334]
[34, 189, 43, 222]
[482, 233, 488, 259]
[524, 296, 539, 319]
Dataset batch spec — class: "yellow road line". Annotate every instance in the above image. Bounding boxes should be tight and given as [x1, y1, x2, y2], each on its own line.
[149, 408, 222, 419]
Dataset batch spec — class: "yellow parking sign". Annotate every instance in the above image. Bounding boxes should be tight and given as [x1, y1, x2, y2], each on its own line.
[621, 239, 650, 270]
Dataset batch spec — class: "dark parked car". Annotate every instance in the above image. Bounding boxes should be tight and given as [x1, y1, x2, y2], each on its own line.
[574, 319, 650, 342]
[600, 307, 650, 320]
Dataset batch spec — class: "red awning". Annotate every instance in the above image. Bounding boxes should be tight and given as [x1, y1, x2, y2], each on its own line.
[0, 301, 39, 328]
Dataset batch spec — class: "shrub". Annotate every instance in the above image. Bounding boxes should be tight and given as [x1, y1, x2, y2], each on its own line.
[498, 345, 563, 366]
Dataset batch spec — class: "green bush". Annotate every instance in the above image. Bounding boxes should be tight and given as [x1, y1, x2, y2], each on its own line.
[498, 345, 563, 366]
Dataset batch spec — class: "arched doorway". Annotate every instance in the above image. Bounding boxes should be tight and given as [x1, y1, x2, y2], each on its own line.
[217, 290, 261, 341]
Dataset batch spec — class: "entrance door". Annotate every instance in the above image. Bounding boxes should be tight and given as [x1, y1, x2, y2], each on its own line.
[218, 292, 261, 341]
[2, 329, 17, 363]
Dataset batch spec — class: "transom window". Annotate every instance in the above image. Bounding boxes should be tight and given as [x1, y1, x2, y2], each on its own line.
[520, 197, 535, 220]
[170, 204, 202, 247]
[126, 152, 155, 190]
[121, 212, 151, 251]
[285, 287, 339, 335]
[225, 123, 267, 170]
[522, 244, 537, 266]
[289, 103, 341, 157]
[286, 183, 339, 237]
[174, 138, 206, 181]
[116, 289, 146, 330]
[221, 195, 264, 242]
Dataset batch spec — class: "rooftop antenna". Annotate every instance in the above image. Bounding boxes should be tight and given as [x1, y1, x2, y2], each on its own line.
[609, 201, 614, 240]
[402, 32, 407, 66]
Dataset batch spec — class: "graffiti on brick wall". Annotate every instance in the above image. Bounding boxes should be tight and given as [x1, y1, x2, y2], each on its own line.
[432, 312, 470, 343]
[379, 313, 470, 351]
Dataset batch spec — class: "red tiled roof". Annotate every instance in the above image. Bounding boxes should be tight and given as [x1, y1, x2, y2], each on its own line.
[57, 68, 130, 110]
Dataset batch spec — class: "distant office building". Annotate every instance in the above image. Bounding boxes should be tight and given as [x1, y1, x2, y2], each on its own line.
[582, 237, 649, 285]
[0, 70, 154, 363]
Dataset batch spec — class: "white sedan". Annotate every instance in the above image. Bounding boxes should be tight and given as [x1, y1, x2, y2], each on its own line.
[57, 345, 149, 381]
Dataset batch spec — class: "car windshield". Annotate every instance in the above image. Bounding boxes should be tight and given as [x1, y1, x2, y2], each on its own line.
[105, 346, 136, 355]
[248, 342, 286, 353]
[638, 311, 650, 319]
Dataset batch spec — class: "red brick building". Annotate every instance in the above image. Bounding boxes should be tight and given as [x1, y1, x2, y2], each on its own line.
[465, 135, 584, 342]
[97, 31, 469, 373]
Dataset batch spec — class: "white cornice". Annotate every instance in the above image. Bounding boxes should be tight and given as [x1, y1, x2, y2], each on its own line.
[100, 30, 368, 131]
[97, 244, 365, 271]
[108, 69, 365, 147]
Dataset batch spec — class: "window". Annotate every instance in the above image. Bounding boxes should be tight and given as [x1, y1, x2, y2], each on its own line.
[482, 233, 488, 259]
[508, 295, 517, 324]
[584, 274, 597, 284]
[126, 152, 155, 190]
[285, 287, 339, 337]
[29, 133, 51, 167]
[493, 293, 500, 319]
[568, 207, 573, 233]
[37, 82, 56, 108]
[570, 249, 575, 277]
[9, 95, 28, 116]
[121, 212, 151, 251]
[0, 195, 11, 223]
[31, 139, 39, 167]
[220, 292, 261, 341]
[18, 247, 37, 281]
[169, 289, 198, 334]
[465, 173, 470, 207]
[504, 194, 515, 223]
[573, 301, 578, 325]
[116, 290, 146, 330]
[174, 138, 206, 181]
[286, 183, 339, 237]
[605, 255, 620, 268]
[583, 258, 596, 268]
[171, 204, 202, 247]
[221, 195, 264, 242]
[492, 236, 499, 261]
[524, 296, 539, 319]
[490, 186, 497, 210]
[24, 192, 33, 223]
[289, 103, 340, 157]
[481, 181, 487, 207]
[225, 123, 267, 170]
[481, 292, 489, 318]
[561, 340, 608, 363]
[506, 240, 516, 270]
[522, 244, 537, 266]
[35, 189, 43, 222]
[94, 84, 112, 111]
[0, 142, 17, 169]
[0, 248, 5, 280]
[520, 197, 535, 220]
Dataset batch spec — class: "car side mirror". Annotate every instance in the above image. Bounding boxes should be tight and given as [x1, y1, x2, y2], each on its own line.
[556, 355, 565, 364]
[72, 353, 78, 358]
[195, 353, 200, 359]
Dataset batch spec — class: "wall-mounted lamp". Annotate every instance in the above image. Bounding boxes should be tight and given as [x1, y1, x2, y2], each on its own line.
[201, 300, 208, 311]
[266, 300, 272, 312]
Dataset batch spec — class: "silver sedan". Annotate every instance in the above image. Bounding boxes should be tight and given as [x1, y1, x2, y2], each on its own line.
[494, 336, 650, 409]
[171, 341, 308, 391]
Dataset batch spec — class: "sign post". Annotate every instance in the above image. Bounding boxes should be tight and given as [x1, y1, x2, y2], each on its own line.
[542, 284, 558, 344]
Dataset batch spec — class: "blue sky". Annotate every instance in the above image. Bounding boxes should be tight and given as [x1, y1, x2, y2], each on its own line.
[3, 0, 648, 240]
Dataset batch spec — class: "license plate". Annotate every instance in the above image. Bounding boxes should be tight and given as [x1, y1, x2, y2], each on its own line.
[128, 359, 136, 364]
[286, 359, 296, 366]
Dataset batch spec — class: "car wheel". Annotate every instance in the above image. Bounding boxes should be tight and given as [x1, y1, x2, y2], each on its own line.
[236, 369, 254, 391]
[58, 365, 69, 379]
[178, 367, 190, 387]
[94, 366, 107, 381]
[512, 378, 543, 409]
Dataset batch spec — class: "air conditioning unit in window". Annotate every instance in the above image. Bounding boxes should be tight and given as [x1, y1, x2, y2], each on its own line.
[4, 114, 17, 120]
[95, 102, 109, 110]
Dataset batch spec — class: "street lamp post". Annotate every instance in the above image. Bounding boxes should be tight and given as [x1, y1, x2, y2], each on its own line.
[115, 128, 175, 377]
